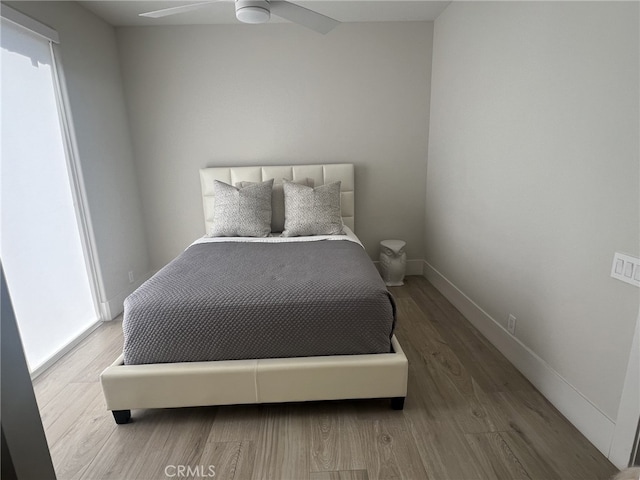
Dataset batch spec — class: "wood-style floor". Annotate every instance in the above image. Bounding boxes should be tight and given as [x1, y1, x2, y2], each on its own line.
[33, 276, 618, 480]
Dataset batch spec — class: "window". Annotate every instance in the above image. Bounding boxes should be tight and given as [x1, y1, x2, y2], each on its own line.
[1, 14, 98, 372]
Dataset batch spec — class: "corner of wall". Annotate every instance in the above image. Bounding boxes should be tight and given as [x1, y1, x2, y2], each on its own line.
[100, 270, 154, 320]
[608, 314, 640, 467]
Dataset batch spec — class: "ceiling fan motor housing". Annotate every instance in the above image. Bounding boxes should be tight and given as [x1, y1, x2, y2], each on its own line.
[236, 0, 271, 24]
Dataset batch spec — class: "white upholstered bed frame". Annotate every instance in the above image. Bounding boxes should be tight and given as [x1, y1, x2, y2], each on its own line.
[100, 164, 408, 424]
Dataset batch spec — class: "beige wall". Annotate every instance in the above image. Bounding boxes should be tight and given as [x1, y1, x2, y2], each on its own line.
[116, 22, 433, 269]
[6, 1, 150, 317]
[427, 1, 639, 420]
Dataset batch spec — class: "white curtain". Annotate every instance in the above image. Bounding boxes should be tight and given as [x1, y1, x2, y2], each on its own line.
[1, 18, 97, 372]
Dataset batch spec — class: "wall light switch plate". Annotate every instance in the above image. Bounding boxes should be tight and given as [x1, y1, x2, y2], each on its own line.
[611, 253, 640, 287]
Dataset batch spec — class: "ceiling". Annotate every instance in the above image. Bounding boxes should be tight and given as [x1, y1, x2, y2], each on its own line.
[78, 1, 451, 27]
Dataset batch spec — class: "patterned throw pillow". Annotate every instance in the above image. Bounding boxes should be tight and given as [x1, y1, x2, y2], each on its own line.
[282, 180, 345, 237]
[210, 179, 273, 237]
[236, 178, 314, 233]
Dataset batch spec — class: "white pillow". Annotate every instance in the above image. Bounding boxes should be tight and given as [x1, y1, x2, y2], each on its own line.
[282, 180, 344, 237]
[210, 179, 273, 237]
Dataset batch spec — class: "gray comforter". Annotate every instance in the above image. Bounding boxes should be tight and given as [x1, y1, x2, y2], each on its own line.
[123, 239, 396, 365]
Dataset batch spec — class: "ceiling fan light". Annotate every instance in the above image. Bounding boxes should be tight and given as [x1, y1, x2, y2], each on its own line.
[236, 0, 270, 24]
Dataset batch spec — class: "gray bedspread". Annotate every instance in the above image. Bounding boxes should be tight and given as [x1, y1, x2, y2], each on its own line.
[123, 240, 396, 365]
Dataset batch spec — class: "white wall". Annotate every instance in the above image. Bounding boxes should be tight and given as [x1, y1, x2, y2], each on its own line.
[427, 0, 639, 455]
[116, 22, 433, 269]
[6, 1, 150, 318]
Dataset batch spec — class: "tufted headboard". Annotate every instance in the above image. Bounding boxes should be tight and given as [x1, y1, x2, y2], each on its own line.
[199, 164, 355, 234]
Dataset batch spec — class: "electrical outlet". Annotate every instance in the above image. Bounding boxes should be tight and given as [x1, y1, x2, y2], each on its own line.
[128, 271, 134, 284]
[507, 314, 516, 335]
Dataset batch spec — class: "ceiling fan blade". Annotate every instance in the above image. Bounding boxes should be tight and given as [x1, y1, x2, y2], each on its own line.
[139, 1, 219, 18]
[270, 1, 339, 34]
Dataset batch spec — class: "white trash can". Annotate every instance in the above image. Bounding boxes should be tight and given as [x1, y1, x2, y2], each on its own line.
[379, 239, 407, 287]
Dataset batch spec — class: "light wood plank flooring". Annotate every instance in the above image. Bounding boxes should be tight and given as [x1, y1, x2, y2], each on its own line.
[33, 276, 618, 480]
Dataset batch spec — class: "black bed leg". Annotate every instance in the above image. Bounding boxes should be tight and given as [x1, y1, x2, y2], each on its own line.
[112, 410, 131, 424]
[390, 397, 405, 410]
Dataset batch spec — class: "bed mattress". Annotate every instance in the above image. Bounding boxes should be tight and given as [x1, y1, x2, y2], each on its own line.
[122, 234, 396, 365]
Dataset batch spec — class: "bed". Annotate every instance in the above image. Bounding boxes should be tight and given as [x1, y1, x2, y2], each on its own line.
[100, 164, 408, 424]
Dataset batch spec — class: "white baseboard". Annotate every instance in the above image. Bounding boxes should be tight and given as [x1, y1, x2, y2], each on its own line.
[99, 270, 153, 320]
[373, 259, 424, 277]
[423, 261, 616, 459]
